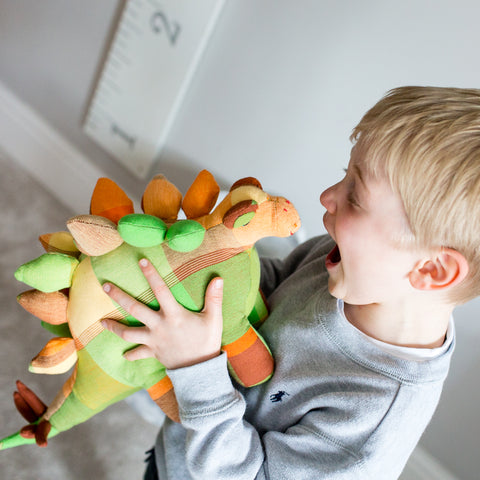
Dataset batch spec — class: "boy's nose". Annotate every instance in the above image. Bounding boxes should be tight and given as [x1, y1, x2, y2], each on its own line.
[320, 184, 337, 214]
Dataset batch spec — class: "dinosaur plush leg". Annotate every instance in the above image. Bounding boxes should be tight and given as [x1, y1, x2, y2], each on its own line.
[247, 288, 269, 329]
[147, 376, 180, 423]
[13, 380, 51, 447]
[223, 326, 274, 387]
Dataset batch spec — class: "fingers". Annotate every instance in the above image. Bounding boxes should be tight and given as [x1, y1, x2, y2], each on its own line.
[103, 282, 159, 329]
[101, 260, 224, 369]
[103, 259, 178, 326]
[124, 344, 155, 361]
[99, 321, 154, 361]
[138, 259, 179, 315]
[101, 319, 153, 362]
[203, 278, 224, 320]
[101, 319, 150, 345]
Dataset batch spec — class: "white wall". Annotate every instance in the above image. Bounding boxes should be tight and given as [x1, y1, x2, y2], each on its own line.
[1, 1, 480, 478]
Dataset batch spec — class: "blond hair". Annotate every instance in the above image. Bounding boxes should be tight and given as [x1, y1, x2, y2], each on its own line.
[351, 86, 480, 303]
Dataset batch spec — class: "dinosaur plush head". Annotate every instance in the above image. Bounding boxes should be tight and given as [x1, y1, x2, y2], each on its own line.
[1, 170, 300, 451]
[199, 177, 300, 246]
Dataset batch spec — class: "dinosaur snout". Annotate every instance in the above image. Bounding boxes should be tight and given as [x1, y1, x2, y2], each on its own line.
[273, 197, 301, 237]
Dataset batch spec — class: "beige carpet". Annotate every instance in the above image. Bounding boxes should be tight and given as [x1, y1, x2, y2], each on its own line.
[0, 154, 158, 479]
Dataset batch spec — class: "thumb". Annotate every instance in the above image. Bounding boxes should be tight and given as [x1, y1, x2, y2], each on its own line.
[203, 278, 224, 319]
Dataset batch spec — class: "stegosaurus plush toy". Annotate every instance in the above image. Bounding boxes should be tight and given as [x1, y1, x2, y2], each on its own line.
[0, 170, 300, 450]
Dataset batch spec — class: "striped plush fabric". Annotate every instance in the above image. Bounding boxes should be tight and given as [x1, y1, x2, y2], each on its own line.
[0, 170, 300, 450]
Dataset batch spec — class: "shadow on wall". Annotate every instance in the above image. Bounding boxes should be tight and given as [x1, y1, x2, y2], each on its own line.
[418, 295, 480, 480]
[152, 147, 230, 194]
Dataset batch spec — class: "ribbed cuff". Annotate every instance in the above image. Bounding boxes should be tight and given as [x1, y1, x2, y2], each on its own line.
[167, 352, 243, 420]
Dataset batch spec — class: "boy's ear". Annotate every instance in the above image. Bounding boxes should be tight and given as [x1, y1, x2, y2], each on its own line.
[409, 248, 469, 291]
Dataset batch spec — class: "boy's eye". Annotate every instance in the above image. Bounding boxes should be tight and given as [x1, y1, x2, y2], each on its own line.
[347, 191, 360, 207]
[342, 167, 362, 208]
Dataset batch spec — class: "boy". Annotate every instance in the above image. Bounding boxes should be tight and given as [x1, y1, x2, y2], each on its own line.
[102, 86, 480, 479]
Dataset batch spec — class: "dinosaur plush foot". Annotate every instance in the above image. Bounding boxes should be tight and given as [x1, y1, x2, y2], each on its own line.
[13, 380, 51, 447]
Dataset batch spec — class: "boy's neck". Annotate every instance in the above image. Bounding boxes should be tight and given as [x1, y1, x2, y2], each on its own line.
[343, 301, 453, 349]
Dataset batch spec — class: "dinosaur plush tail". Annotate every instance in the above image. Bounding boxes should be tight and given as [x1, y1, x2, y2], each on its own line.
[0, 373, 141, 452]
[0, 380, 59, 450]
[0, 426, 60, 450]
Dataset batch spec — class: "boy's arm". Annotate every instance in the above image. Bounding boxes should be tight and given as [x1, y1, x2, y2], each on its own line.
[167, 353, 370, 480]
[166, 353, 266, 478]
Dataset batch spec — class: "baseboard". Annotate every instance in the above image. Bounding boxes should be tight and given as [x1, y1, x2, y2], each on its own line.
[0, 80, 112, 213]
[401, 446, 459, 480]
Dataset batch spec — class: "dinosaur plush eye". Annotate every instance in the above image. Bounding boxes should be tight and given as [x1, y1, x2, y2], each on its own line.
[223, 200, 258, 229]
[233, 212, 256, 228]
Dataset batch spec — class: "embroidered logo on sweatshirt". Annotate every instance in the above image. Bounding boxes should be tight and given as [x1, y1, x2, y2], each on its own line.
[270, 391, 290, 403]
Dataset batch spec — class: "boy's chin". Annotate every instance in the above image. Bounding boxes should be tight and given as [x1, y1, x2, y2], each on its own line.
[327, 275, 347, 301]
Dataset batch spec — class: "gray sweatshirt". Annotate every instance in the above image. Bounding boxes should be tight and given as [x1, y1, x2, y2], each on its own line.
[153, 235, 453, 479]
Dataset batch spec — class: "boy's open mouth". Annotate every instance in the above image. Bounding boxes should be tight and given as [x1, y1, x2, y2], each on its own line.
[326, 244, 341, 267]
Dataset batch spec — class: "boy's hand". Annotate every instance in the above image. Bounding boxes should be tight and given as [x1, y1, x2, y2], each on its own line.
[101, 258, 224, 370]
